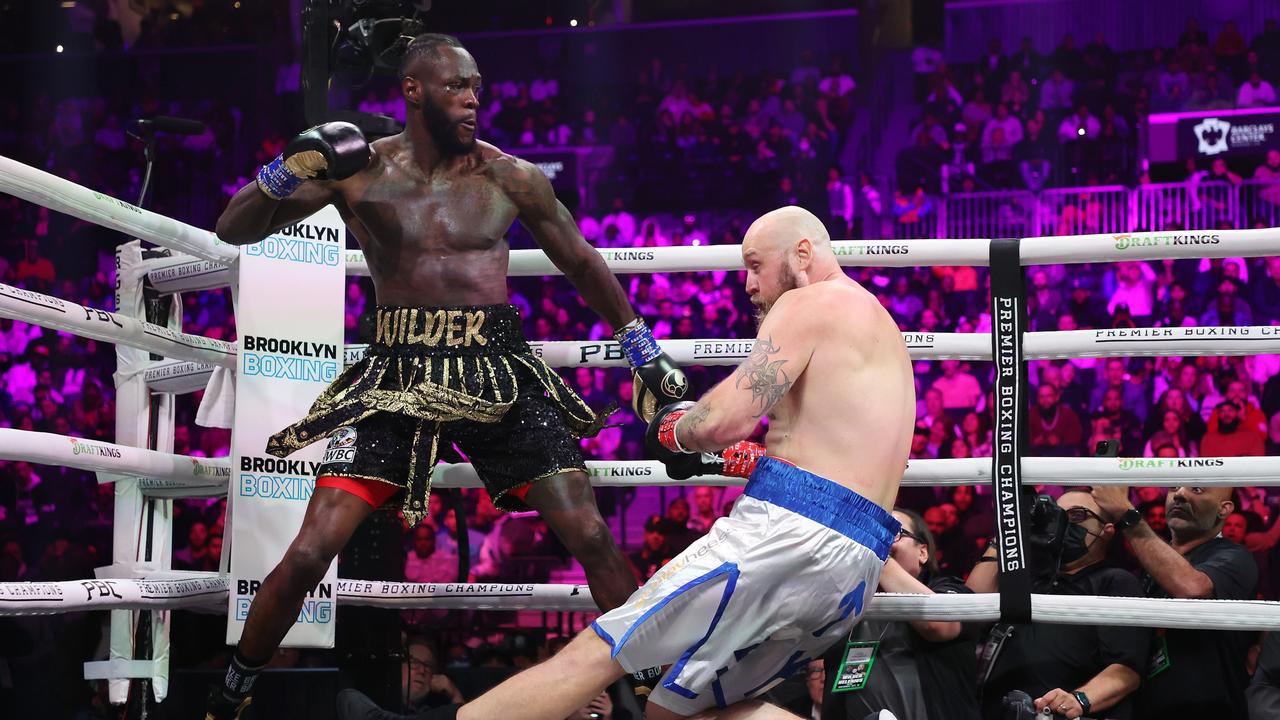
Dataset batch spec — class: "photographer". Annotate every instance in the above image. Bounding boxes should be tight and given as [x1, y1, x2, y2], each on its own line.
[1092, 484, 1257, 720]
[968, 490, 1150, 719]
[821, 508, 980, 720]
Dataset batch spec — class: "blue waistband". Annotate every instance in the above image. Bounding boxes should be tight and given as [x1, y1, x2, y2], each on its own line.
[743, 457, 900, 561]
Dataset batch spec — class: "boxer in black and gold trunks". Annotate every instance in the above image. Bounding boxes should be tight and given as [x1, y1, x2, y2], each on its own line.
[206, 33, 686, 719]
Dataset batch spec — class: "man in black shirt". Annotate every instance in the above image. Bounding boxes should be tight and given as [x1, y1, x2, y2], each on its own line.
[822, 508, 980, 720]
[1093, 484, 1258, 720]
[1249, 631, 1280, 720]
[969, 490, 1150, 719]
[628, 515, 674, 582]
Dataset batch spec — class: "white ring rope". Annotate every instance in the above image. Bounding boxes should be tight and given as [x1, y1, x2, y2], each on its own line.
[0, 282, 236, 369]
[0, 429, 230, 496]
[1020, 228, 1280, 265]
[0, 429, 1275, 498]
[144, 359, 216, 395]
[0, 155, 236, 266]
[347, 325, 1280, 369]
[0, 155, 1274, 282]
[6, 576, 1280, 631]
[141, 255, 234, 295]
[0, 576, 228, 615]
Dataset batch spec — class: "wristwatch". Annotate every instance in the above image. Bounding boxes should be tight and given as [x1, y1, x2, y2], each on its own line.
[1114, 507, 1142, 531]
[1072, 689, 1092, 715]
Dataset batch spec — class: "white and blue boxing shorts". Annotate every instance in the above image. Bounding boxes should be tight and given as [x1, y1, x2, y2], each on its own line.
[591, 456, 900, 716]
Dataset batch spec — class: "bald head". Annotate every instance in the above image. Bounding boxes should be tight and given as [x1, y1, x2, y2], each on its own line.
[742, 206, 838, 322]
[743, 206, 832, 255]
[1166, 485, 1235, 544]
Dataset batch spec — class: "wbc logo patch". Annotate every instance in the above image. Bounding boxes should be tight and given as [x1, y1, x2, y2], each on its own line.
[321, 426, 357, 465]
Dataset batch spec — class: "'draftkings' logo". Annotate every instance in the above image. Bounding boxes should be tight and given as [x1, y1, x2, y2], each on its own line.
[1193, 117, 1231, 155]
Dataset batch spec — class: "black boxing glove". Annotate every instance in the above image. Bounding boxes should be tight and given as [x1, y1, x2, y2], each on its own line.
[256, 122, 370, 199]
[614, 317, 689, 422]
[646, 402, 720, 480]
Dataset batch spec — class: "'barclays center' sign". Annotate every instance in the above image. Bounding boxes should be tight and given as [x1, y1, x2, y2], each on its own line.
[1147, 106, 1280, 162]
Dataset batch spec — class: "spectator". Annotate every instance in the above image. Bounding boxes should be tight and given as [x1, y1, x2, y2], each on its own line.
[971, 490, 1150, 720]
[1029, 383, 1084, 456]
[823, 508, 979, 720]
[435, 508, 485, 569]
[173, 521, 211, 570]
[1094, 387, 1145, 456]
[1039, 68, 1076, 112]
[1089, 359, 1150, 424]
[983, 103, 1024, 149]
[687, 486, 721, 533]
[824, 166, 854, 240]
[1201, 400, 1266, 456]
[629, 515, 673, 582]
[1209, 380, 1268, 435]
[337, 636, 464, 719]
[1093, 484, 1258, 720]
[662, 497, 697, 552]
[1057, 104, 1101, 142]
[405, 523, 457, 584]
[1238, 70, 1277, 108]
[930, 360, 983, 419]
[1144, 388, 1207, 447]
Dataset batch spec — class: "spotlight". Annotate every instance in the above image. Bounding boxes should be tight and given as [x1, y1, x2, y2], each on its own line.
[569, 18, 578, 27]
[55, 44, 64, 53]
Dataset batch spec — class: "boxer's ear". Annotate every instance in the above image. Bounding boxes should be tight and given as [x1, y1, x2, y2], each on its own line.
[403, 75, 422, 105]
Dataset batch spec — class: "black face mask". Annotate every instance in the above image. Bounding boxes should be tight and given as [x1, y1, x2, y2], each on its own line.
[1219, 417, 1241, 433]
[1059, 522, 1094, 565]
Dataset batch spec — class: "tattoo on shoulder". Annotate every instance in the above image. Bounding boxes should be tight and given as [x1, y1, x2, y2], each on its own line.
[734, 336, 793, 417]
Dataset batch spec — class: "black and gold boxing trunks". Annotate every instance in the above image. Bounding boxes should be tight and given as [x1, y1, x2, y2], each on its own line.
[265, 305, 613, 525]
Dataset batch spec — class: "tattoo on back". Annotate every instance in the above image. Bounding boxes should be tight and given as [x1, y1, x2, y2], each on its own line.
[735, 336, 793, 417]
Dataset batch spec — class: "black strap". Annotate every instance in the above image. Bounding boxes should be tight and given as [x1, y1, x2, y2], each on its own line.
[989, 237, 1032, 624]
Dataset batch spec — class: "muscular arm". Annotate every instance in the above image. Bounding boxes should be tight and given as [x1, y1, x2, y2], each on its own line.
[676, 291, 816, 452]
[502, 158, 635, 329]
[878, 558, 962, 642]
[215, 179, 338, 246]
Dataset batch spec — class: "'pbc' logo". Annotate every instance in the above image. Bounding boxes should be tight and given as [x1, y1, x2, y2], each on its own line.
[1194, 117, 1231, 155]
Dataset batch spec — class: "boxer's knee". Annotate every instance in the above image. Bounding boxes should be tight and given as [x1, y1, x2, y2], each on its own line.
[278, 542, 332, 588]
[563, 515, 618, 567]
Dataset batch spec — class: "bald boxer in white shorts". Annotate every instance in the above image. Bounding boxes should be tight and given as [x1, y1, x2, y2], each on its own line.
[449, 206, 916, 720]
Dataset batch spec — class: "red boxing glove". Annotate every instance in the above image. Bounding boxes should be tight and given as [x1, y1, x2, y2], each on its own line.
[722, 441, 766, 478]
[655, 405, 692, 454]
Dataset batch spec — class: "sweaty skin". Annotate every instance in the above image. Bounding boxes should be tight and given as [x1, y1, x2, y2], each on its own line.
[675, 206, 915, 510]
[454, 207, 915, 720]
[216, 46, 634, 324]
[211, 44, 641, 675]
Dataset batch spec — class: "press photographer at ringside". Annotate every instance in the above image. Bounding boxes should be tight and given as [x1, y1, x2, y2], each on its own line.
[1092, 483, 1258, 720]
[820, 508, 980, 720]
[967, 489, 1151, 719]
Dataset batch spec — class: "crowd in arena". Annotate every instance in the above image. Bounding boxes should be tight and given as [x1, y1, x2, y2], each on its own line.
[3, 5, 1280, 719]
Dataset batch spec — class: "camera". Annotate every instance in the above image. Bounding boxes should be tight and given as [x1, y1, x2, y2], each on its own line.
[1021, 488, 1069, 590]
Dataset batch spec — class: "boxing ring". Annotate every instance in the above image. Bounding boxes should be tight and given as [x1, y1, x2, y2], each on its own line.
[3, 153, 1280, 705]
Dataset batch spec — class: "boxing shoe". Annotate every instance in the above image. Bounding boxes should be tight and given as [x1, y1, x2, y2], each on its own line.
[204, 688, 252, 720]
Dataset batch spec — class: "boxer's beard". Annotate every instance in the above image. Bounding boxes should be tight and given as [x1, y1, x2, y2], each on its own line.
[754, 263, 799, 328]
[422, 97, 475, 156]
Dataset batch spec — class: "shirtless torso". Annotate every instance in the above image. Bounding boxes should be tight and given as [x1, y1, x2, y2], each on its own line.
[219, 135, 599, 308]
[757, 279, 915, 509]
